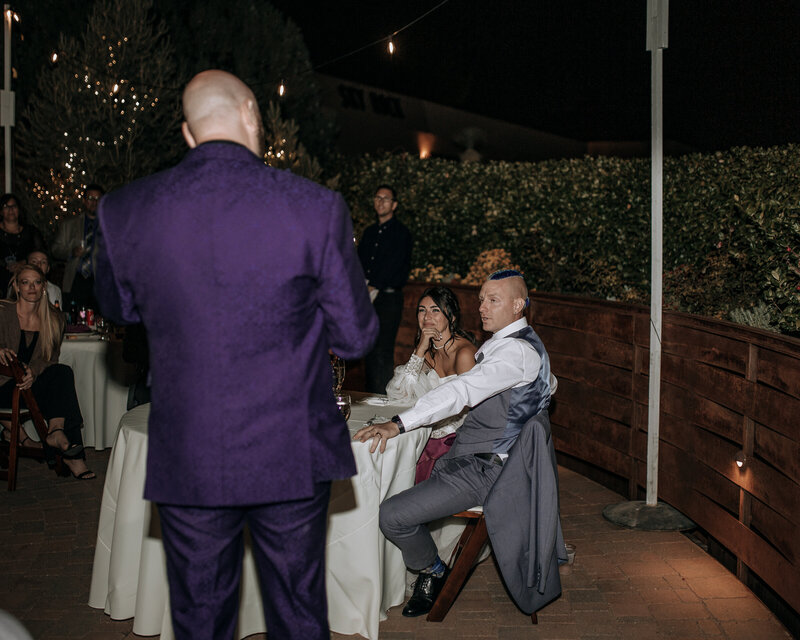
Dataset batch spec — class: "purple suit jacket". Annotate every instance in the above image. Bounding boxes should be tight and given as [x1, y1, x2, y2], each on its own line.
[94, 141, 378, 506]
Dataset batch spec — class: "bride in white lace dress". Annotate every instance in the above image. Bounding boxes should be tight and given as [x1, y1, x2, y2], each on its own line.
[386, 286, 478, 483]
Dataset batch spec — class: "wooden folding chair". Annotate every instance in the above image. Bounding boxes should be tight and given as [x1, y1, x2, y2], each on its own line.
[426, 507, 538, 624]
[0, 355, 63, 490]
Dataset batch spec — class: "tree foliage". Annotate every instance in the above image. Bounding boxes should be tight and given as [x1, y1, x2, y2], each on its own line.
[16, 0, 182, 236]
[160, 0, 336, 165]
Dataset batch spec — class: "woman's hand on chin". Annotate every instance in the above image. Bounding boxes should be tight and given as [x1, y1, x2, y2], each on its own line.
[415, 327, 442, 357]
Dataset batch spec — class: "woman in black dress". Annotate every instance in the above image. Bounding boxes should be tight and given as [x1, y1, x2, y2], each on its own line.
[0, 193, 46, 296]
[0, 264, 94, 479]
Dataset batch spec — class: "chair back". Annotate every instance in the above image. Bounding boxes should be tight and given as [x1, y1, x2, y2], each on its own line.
[0, 355, 53, 490]
[0, 357, 49, 438]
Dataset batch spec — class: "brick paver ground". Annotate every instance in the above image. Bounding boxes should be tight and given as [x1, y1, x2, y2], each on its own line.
[1, 450, 793, 639]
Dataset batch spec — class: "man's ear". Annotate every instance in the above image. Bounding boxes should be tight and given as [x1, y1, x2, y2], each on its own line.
[242, 98, 260, 132]
[513, 298, 525, 315]
[181, 122, 197, 149]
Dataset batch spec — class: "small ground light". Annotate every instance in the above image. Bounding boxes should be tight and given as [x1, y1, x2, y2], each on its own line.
[735, 451, 747, 469]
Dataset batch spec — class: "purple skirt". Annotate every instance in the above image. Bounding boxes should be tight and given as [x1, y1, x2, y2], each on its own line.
[415, 433, 457, 484]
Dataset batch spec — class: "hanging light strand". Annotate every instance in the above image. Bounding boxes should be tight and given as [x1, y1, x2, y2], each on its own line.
[314, 0, 449, 70]
[43, 0, 450, 96]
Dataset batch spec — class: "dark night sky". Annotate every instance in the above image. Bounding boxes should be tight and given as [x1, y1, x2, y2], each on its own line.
[270, 0, 800, 152]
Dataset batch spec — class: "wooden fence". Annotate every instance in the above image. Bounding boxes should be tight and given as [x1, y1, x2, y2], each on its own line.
[382, 282, 800, 618]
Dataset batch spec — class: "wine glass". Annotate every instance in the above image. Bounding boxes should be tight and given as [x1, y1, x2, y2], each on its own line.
[330, 354, 346, 393]
[335, 393, 351, 421]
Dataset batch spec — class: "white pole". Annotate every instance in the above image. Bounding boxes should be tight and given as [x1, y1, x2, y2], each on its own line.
[646, 0, 668, 507]
[2, 5, 12, 193]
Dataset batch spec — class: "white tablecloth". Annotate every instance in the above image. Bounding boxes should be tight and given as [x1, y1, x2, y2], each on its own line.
[89, 396, 435, 640]
[59, 336, 130, 450]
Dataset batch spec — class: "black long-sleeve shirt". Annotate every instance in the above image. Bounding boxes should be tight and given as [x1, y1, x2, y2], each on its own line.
[357, 215, 413, 290]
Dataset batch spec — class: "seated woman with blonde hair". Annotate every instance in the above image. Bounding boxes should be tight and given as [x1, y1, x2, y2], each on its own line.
[0, 264, 94, 479]
[386, 286, 478, 483]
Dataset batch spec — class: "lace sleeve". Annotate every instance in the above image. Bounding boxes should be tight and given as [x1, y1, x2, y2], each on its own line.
[385, 354, 431, 402]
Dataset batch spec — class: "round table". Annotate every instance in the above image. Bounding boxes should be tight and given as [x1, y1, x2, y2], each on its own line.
[59, 335, 131, 449]
[89, 396, 438, 640]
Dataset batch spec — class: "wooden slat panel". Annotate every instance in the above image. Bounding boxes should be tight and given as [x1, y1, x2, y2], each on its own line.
[738, 457, 800, 529]
[752, 383, 800, 442]
[658, 381, 744, 445]
[533, 303, 636, 343]
[754, 422, 800, 486]
[633, 312, 651, 347]
[550, 354, 632, 399]
[657, 441, 740, 516]
[555, 379, 633, 425]
[690, 395, 744, 444]
[659, 379, 698, 429]
[666, 311, 800, 360]
[661, 353, 752, 415]
[533, 325, 634, 370]
[552, 425, 631, 478]
[635, 441, 741, 518]
[758, 347, 800, 397]
[750, 496, 799, 566]
[550, 402, 631, 455]
[662, 324, 749, 374]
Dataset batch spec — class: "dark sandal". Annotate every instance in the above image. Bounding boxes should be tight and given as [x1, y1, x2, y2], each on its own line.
[46, 428, 84, 459]
[1, 428, 40, 448]
[72, 469, 96, 480]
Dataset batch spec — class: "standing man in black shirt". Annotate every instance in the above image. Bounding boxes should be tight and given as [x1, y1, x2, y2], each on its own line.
[358, 185, 413, 394]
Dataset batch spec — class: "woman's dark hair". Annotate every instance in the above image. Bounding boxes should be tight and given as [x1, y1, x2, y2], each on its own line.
[415, 286, 476, 359]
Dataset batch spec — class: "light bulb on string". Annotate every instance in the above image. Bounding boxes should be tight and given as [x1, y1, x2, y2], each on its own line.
[50, 52, 58, 63]
[387, 38, 395, 55]
[278, 80, 285, 97]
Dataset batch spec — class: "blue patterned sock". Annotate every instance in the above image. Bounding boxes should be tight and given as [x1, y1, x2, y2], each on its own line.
[421, 555, 446, 577]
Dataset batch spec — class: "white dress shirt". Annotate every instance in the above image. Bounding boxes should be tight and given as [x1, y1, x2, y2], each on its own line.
[398, 318, 541, 431]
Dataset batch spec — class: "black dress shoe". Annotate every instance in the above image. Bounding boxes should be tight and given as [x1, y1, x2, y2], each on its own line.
[402, 567, 450, 617]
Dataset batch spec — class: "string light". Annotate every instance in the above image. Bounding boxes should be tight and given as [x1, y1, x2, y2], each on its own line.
[50, 52, 58, 63]
[314, 0, 449, 70]
[39, 1, 450, 98]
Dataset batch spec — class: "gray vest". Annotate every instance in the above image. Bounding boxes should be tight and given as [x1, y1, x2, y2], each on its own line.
[446, 325, 551, 457]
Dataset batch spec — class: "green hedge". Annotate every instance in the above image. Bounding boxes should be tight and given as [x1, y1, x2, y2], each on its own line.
[339, 145, 800, 335]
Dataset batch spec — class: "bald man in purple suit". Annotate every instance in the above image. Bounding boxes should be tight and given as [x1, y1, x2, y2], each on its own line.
[94, 70, 378, 640]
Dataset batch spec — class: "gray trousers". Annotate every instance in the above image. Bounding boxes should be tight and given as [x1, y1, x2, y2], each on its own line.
[379, 454, 503, 570]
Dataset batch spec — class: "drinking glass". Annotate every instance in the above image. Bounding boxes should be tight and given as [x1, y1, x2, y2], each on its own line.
[335, 393, 351, 421]
[330, 354, 346, 393]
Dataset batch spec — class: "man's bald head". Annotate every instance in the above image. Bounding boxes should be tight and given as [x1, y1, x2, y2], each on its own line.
[181, 70, 264, 156]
